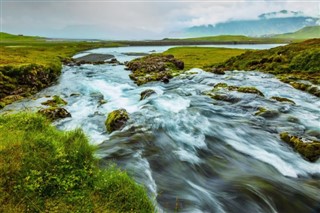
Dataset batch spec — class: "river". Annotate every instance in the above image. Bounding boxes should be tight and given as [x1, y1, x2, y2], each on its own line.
[2, 44, 320, 213]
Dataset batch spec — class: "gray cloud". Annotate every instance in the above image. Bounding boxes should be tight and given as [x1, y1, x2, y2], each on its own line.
[1, 0, 319, 39]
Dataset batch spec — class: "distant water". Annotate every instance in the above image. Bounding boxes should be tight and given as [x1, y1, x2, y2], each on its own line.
[3, 44, 319, 213]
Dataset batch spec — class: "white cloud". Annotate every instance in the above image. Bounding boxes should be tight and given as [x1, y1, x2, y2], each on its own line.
[2, 0, 319, 39]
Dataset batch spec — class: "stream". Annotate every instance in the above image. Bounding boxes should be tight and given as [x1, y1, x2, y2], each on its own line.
[2, 44, 320, 213]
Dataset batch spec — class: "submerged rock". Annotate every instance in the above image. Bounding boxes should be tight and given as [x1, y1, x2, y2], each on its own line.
[280, 132, 320, 162]
[236, 86, 264, 97]
[254, 107, 279, 118]
[105, 109, 129, 133]
[38, 107, 71, 120]
[271, 96, 295, 104]
[140, 89, 156, 100]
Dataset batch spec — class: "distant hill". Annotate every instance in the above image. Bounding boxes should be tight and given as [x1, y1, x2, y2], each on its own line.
[0, 32, 44, 42]
[183, 15, 319, 37]
[272, 26, 320, 40]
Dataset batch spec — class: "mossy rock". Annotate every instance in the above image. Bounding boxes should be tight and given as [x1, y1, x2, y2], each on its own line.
[208, 93, 240, 103]
[140, 89, 156, 100]
[126, 54, 184, 85]
[38, 107, 71, 120]
[213, 82, 229, 90]
[236, 86, 264, 97]
[271, 96, 295, 104]
[41, 95, 67, 107]
[254, 107, 279, 118]
[280, 132, 320, 162]
[105, 109, 129, 133]
[0, 95, 24, 109]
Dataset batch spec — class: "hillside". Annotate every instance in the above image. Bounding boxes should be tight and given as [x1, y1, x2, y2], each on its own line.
[0, 32, 44, 42]
[183, 15, 319, 37]
[272, 26, 320, 40]
[210, 39, 320, 96]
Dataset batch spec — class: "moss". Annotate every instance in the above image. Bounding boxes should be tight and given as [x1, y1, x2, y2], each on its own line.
[0, 113, 154, 212]
[209, 39, 320, 97]
[280, 132, 320, 162]
[0, 95, 24, 109]
[271, 96, 295, 104]
[42, 95, 68, 107]
[213, 82, 229, 90]
[236, 87, 264, 97]
[254, 107, 279, 118]
[38, 107, 71, 120]
[105, 109, 129, 133]
[140, 89, 156, 100]
[126, 54, 183, 85]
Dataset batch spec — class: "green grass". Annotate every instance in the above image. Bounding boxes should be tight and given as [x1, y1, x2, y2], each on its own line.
[210, 39, 320, 95]
[164, 47, 246, 70]
[164, 35, 286, 43]
[0, 112, 154, 212]
[0, 32, 122, 108]
[272, 26, 320, 40]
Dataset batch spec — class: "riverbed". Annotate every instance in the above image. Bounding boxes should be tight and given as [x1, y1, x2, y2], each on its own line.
[2, 44, 319, 213]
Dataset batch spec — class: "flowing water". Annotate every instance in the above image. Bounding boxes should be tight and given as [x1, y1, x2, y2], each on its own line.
[3, 45, 320, 213]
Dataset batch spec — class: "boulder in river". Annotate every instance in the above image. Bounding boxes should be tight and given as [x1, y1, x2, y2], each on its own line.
[105, 109, 129, 133]
[254, 107, 279, 118]
[125, 54, 184, 85]
[65, 53, 115, 66]
[41, 95, 67, 107]
[38, 107, 71, 120]
[140, 89, 156, 100]
[280, 132, 320, 162]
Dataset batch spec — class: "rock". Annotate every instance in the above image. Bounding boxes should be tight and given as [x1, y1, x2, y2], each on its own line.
[125, 54, 185, 85]
[107, 58, 120, 64]
[213, 82, 229, 90]
[236, 87, 264, 97]
[209, 93, 240, 103]
[173, 60, 184, 70]
[41, 95, 67, 107]
[161, 76, 170, 84]
[211, 68, 225, 75]
[280, 132, 320, 162]
[140, 89, 156, 100]
[271, 96, 295, 104]
[38, 107, 71, 120]
[0, 95, 24, 109]
[105, 109, 129, 133]
[254, 107, 279, 118]
[73, 53, 115, 65]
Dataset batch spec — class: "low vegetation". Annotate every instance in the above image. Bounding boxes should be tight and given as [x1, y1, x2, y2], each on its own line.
[164, 47, 245, 70]
[272, 26, 320, 40]
[0, 32, 121, 108]
[208, 39, 320, 96]
[0, 113, 154, 212]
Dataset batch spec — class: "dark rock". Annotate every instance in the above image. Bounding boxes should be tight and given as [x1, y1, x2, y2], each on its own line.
[161, 76, 170, 84]
[140, 89, 156, 100]
[73, 53, 115, 65]
[105, 109, 129, 133]
[38, 107, 71, 120]
[255, 107, 279, 118]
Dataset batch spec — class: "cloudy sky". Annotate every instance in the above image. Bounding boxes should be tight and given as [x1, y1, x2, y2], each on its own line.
[1, 0, 319, 39]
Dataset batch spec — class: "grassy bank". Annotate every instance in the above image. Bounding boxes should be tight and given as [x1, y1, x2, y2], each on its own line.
[209, 39, 320, 96]
[0, 32, 121, 108]
[164, 47, 246, 70]
[0, 112, 154, 212]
